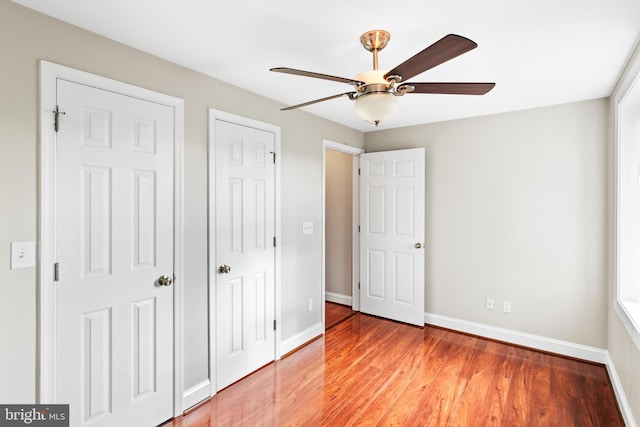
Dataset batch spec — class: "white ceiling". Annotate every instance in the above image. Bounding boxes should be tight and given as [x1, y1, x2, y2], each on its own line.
[12, 0, 640, 132]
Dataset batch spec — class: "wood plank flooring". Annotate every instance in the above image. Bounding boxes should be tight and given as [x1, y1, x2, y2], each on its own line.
[325, 301, 356, 330]
[166, 313, 623, 426]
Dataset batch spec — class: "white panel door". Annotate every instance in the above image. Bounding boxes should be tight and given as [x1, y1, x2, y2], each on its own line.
[360, 148, 425, 326]
[215, 120, 275, 391]
[55, 80, 174, 427]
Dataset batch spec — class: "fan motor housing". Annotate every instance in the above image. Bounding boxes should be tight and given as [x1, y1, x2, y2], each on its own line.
[355, 69, 392, 95]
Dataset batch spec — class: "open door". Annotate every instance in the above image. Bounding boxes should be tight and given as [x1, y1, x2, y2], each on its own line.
[359, 148, 425, 326]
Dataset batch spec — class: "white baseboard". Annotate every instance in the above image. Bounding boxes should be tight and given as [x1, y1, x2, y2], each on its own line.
[424, 312, 607, 363]
[182, 379, 211, 412]
[325, 292, 352, 306]
[280, 321, 324, 355]
[604, 351, 638, 427]
[424, 312, 637, 427]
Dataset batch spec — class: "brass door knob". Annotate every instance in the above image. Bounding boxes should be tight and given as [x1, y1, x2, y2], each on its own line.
[158, 275, 174, 286]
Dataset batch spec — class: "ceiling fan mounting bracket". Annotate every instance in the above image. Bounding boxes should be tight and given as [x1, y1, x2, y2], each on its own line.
[359, 30, 391, 52]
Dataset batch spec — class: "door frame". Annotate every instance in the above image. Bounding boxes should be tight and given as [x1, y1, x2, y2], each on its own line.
[322, 140, 363, 319]
[38, 61, 185, 416]
[207, 108, 282, 396]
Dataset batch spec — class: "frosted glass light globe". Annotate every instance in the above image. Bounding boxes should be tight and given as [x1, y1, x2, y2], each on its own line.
[353, 69, 397, 125]
[354, 93, 398, 125]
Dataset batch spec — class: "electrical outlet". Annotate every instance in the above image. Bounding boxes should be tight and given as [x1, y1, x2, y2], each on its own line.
[307, 298, 313, 312]
[503, 301, 512, 313]
[486, 297, 495, 310]
[302, 221, 314, 235]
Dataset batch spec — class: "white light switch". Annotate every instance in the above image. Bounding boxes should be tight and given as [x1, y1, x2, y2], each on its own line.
[302, 221, 314, 235]
[11, 241, 36, 269]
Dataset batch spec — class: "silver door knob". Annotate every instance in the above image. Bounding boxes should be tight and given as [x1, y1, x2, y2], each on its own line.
[218, 264, 231, 274]
[158, 275, 174, 287]
[414, 243, 423, 249]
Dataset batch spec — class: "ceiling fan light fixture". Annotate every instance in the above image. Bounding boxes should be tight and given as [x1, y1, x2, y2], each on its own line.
[271, 31, 494, 126]
[354, 92, 398, 126]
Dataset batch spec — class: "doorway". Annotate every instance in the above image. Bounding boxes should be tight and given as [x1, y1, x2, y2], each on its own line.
[323, 142, 426, 328]
[322, 140, 363, 328]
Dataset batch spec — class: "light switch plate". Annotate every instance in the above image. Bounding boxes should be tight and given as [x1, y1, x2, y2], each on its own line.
[302, 221, 314, 235]
[11, 241, 36, 269]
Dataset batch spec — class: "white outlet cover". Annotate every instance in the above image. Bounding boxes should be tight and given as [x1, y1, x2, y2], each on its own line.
[503, 301, 512, 313]
[11, 241, 36, 269]
[302, 221, 314, 235]
[486, 297, 495, 310]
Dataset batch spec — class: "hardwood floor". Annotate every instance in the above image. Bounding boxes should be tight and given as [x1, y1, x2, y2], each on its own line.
[325, 301, 356, 330]
[166, 313, 623, 426]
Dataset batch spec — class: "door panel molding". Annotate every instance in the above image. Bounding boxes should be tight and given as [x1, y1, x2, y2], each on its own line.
[207, 108, 282, 396]
[38, 61, 185, 417]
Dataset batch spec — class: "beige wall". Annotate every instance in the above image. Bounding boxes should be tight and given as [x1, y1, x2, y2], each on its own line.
[0, 0, 364, 403]
[325, 149, 353, 297]
[365, 98, 609, 348]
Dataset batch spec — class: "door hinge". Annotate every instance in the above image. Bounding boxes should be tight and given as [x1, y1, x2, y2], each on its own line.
[273, 320, 277, 331]
[358, 168, 361, 175]
[358, 282, 360, 290]
[358, 225, 360, 232]
[273, 236, 277, 247]
[54, 263, 60, 282]
[54, 105, 66, 132]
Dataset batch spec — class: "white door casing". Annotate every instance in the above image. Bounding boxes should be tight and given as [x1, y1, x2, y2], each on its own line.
[209, 110, 281, 393]
[39, 61, 185, 422]
[359, 148, 425, 326]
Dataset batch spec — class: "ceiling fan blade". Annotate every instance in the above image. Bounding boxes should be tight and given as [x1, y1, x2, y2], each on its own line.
[384, 34, 478, 82]
[271, 67, 365, 86]
[281, 92, 357, 111]
[400, 82, 495, 95]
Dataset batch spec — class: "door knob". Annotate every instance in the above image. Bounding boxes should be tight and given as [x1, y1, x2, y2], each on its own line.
[414, 243, 423, 249]
[218, 264, 231, 274]
[158, 275, 174, 287]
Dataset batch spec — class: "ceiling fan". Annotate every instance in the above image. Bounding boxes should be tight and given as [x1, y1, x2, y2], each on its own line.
[271, 30, 495, 126]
